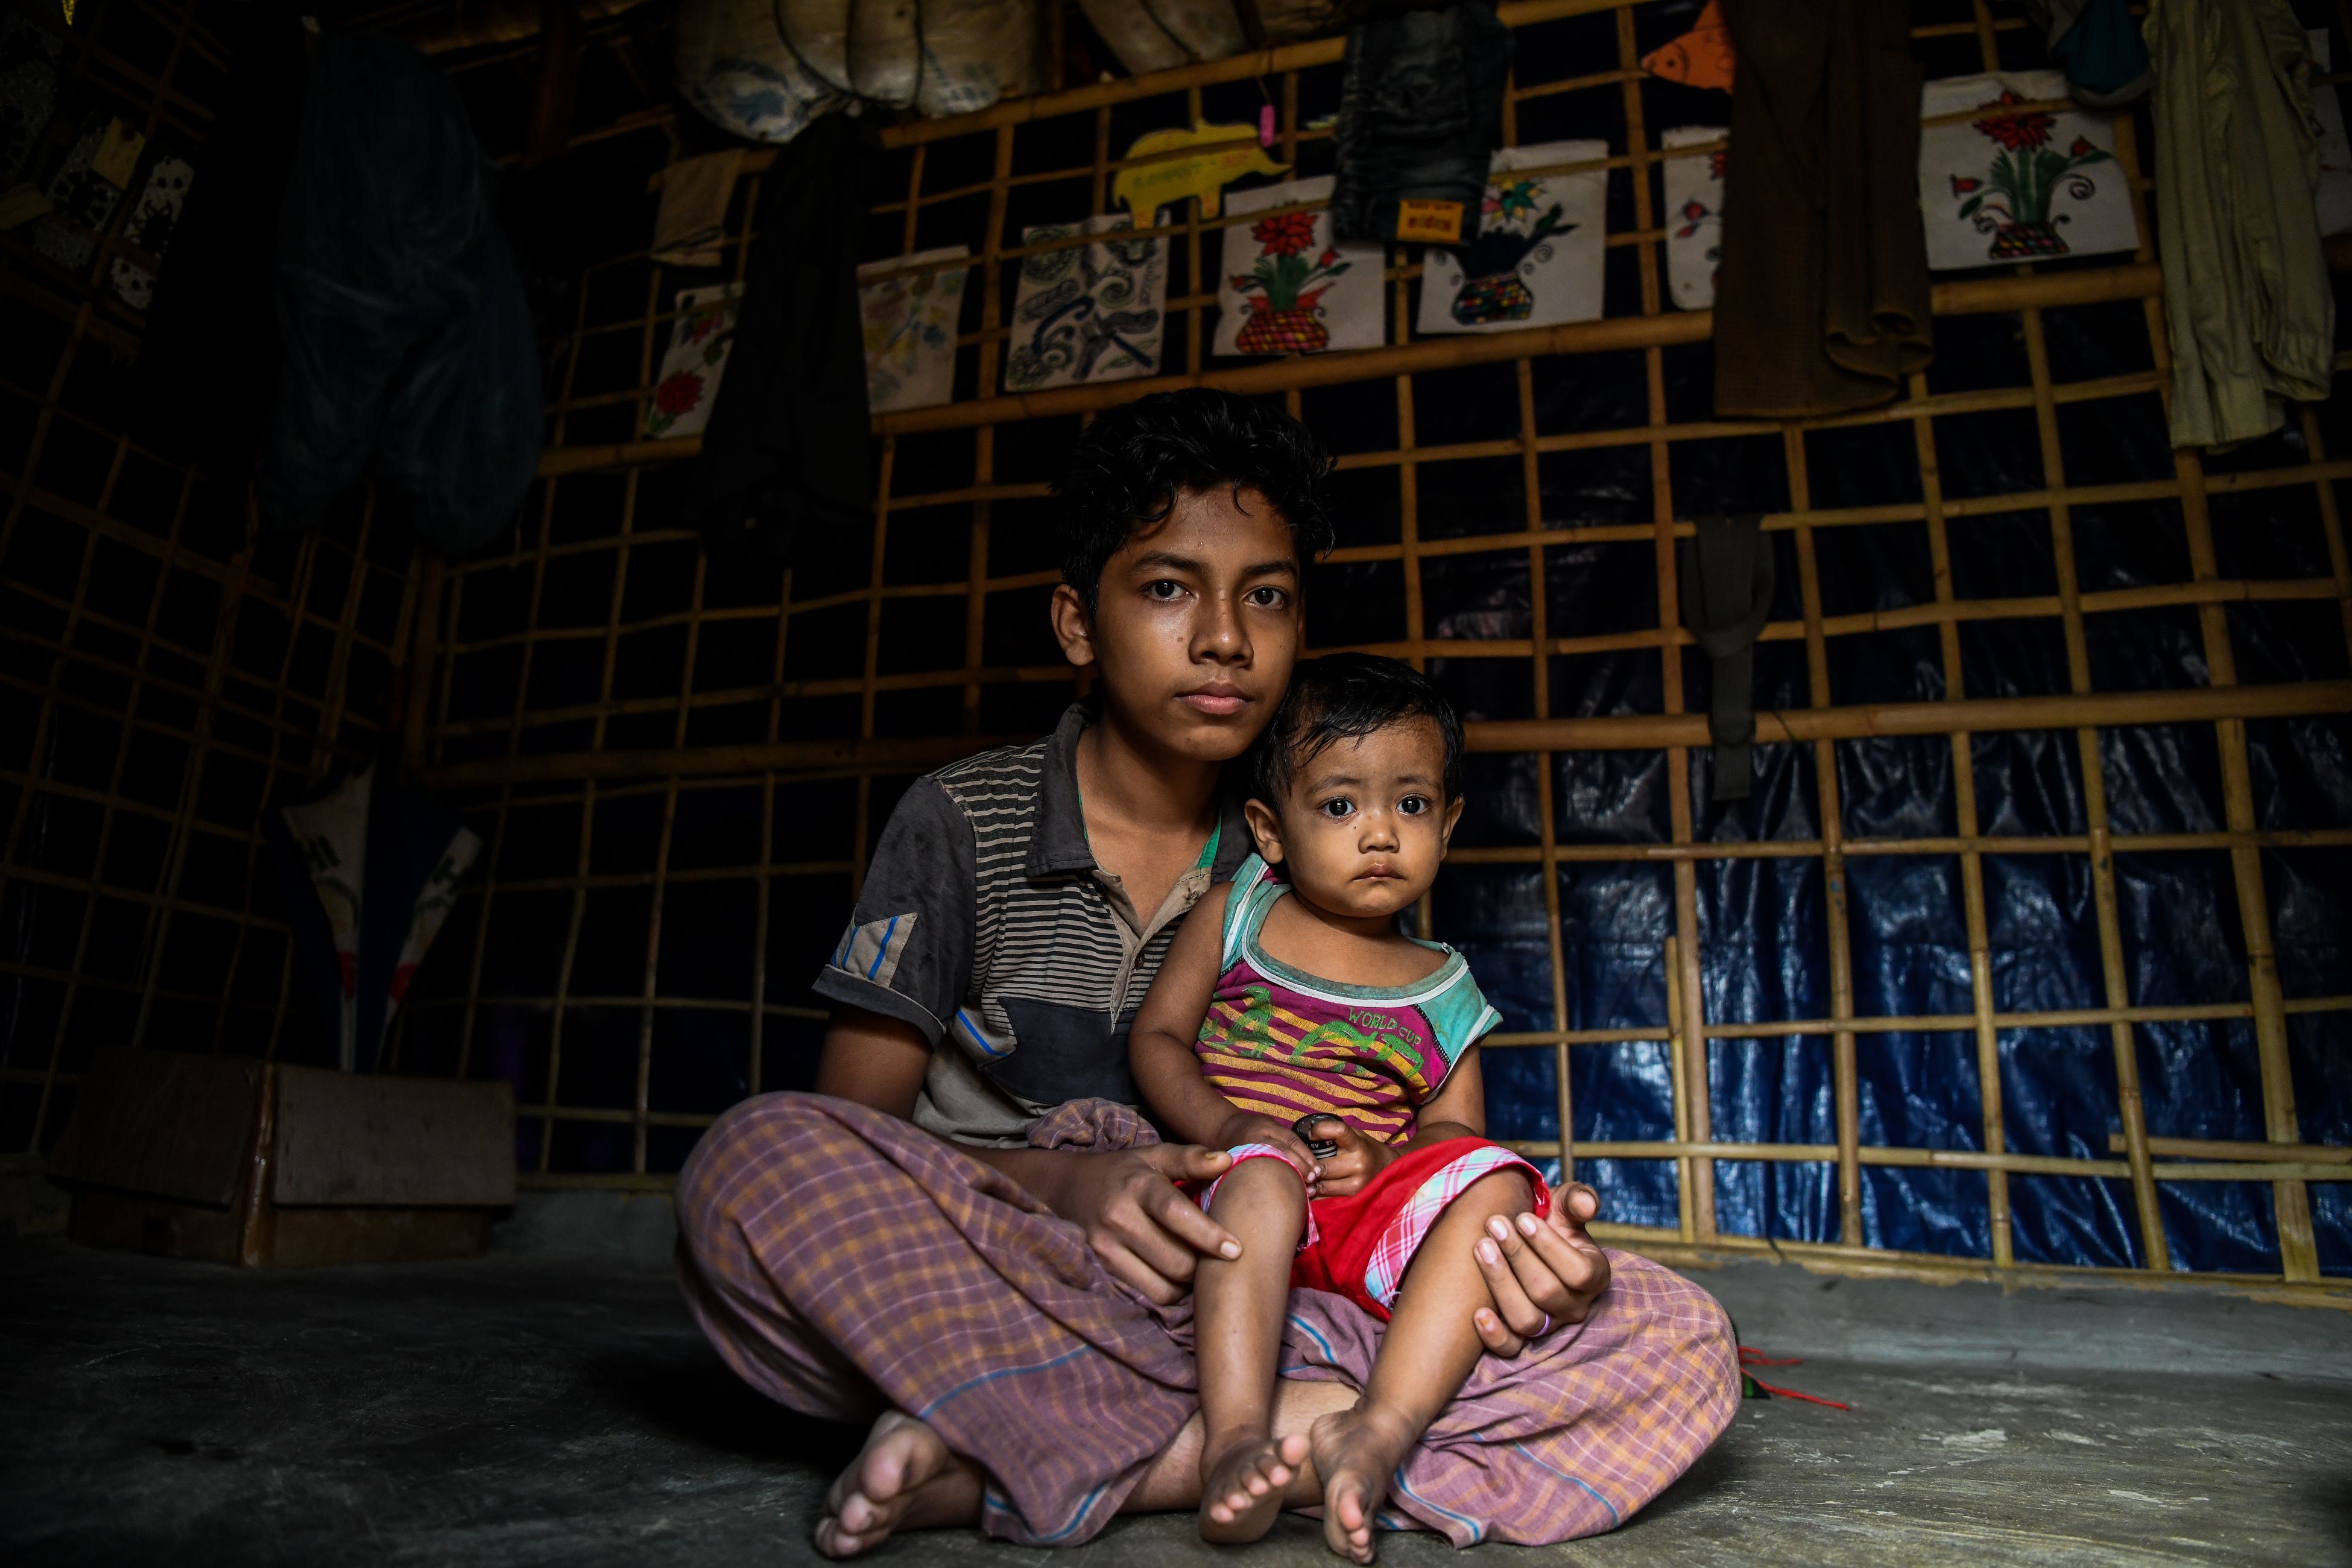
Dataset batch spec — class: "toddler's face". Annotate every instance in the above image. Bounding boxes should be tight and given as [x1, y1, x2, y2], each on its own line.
[1246, 718, 1464, 922]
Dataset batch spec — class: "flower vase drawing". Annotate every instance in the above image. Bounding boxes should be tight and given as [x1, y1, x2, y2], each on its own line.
[1215, 176, 1385, 358]
[1416, 140, 1606, 337]
[1005, 214, 1166, 392]
[1233, 211, 1347, 352]
[1918, 71, 2135, 271]
[643, 283, 740, 439]
[1451, 177, 1565, 324]
[1952, 91, 2110, 258]
[1661, 126, 1725, 310]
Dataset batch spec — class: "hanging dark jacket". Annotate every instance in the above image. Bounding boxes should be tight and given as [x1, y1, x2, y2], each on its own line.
[257, 32, 542, 553]
[1712, 0, 1932, 418]
[686, 112, 875, 565]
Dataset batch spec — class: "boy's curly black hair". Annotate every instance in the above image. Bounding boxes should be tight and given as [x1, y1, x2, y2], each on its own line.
[1249, 653, 1465, 805]
[1052, 388, 1336, 615]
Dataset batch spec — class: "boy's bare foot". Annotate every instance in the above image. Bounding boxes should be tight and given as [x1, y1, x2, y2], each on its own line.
[1198, 1430, 1310, 1543]
[1308, 1403, 1417, 1563]
[814, 1409, 984, 1558]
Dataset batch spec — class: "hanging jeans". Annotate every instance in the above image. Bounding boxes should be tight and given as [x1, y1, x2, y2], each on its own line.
[1329, 1, 1513, 247]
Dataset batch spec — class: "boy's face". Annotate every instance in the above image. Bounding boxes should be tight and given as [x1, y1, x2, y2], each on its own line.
[1242, 717, 1464, 922]
[1051, 484, 1303, 763]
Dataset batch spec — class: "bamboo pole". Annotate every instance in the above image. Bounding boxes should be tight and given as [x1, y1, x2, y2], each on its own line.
[1786, 430, 1864, 1248]
[1503, 1137, 2352, 1183]
[2015, 304, 2169, 1271]
[2115, 108, 2320, 1283]
[1908, 362, 2014, 1266]
[1516, 353, 1577, 1185]
[1663, 937, 1695, 1240]
[535, 267, 2170, 475]
[411, 680, 2352, 788]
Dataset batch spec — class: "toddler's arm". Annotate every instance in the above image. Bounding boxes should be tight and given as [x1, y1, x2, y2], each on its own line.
[1130, 884, 1319, 1171]
[1310, 1046, 1489, 1196]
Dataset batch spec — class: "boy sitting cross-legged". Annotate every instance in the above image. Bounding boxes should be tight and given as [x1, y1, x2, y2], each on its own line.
[1130, 654, 1549, 1563]
[674, 391, 1736, 1562]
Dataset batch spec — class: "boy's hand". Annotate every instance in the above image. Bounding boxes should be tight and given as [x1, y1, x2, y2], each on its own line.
[1304, 1116, 1395, 1198]
[1037, 1144, 1245, 1305]
[1210, 1111, 1323, 1183]
[1470, 1183, 1613, 1355]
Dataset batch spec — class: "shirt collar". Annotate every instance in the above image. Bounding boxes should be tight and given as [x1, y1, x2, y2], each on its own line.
[1028, 704, 1097, 877]
[1026, 702, 1257, 882]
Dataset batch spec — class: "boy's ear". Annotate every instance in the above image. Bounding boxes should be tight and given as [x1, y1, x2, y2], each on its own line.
[1049, 583, 1096, 668]
[1439, 795, 1465, 858]
[1242, 797, 1286, 865]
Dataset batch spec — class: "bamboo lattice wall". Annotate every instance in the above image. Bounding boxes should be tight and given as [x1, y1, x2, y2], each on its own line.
[390, 0, 2352, 1298]
[1, 0, 426, 1155]
[2, 0, 2347, 1300]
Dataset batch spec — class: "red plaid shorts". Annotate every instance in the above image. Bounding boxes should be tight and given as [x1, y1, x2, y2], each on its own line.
[1189, 1137, 1550, 1320]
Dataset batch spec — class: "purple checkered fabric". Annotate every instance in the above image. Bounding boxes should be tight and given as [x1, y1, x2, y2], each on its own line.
[675, 1093, 1739, 1547]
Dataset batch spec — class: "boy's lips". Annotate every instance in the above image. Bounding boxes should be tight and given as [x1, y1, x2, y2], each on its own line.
[1179, 684, 1250, 716]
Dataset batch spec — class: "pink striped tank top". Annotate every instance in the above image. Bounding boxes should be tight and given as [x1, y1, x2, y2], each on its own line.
[1193, 854, 1502, 1143]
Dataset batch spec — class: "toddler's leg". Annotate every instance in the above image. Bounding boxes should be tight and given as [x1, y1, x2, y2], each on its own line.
[1310, 1169, 1533, 1563]
[1195, 1156, 1313, 1543]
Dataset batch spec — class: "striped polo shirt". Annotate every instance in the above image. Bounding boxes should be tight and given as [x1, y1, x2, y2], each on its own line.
[813, 703, 1251, 1145]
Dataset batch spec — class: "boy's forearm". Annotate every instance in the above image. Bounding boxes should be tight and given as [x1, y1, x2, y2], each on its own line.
[962, 1143, 1076, 1206]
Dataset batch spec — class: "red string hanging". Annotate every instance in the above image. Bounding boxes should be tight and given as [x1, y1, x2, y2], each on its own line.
[1739, 1347, 1850, 1410]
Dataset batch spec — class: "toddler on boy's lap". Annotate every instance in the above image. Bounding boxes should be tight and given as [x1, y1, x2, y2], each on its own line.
[1130, 653, 1549, 1564]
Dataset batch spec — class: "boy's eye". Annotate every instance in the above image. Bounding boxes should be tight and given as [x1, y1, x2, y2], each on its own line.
[1243, 585, 1290, 609]
[1143, 579, 1186, 601]
[1398, 795, 1429, 816]
[1317, 797, 1353, 819]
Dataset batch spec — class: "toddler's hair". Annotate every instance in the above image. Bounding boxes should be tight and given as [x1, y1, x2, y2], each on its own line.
[1052, 389, 1335, 615]
[1248, 653, 1465, 805]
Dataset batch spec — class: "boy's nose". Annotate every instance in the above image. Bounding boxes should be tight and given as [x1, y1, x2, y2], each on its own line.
[1193, 598, 1249, 662]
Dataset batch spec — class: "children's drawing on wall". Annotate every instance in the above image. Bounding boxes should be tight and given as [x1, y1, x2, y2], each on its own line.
[2309, 30, 2352, 236]
[1415, 139, 1605, 336]
[109, 153, 193, 311]
[1215, 177, 1384, 357]
[1661, 127, 1724, 311]
[1640, 0, 1733, 91]
[859, 245, 970, 413]
[1005, 214, 1166, 392]
[1113, 120, 1288, 223]
[643, 283, 740, 439]
[1918, 71, 2134, 270]
[28, 119, 124, 271]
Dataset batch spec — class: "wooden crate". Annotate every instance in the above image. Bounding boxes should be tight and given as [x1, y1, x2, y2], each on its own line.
[49, 1045, 514, 1267]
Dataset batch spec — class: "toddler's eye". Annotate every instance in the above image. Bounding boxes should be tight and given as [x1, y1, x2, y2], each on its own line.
[1318, 797, 1353, 819]
[1399, 795, 1429, 816]
[1143, 579, 1186, 601]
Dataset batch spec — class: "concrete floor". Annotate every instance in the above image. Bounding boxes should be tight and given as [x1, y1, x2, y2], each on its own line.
[4, 1206, 2350, 1567]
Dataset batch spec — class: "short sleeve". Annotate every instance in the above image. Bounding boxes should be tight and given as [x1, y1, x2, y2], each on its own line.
[810, 777, 974, 1043]
[1423, 963, 1503, 1075]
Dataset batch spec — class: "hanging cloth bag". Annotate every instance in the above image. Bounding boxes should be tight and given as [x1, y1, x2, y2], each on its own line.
[1678, 513, 1775, 803]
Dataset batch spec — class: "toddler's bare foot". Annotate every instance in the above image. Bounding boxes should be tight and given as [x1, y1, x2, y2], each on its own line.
[815, 1409, 984, 1558]
[1308, 1403, 1417, 1563]
[1198, 1430, 1310, 1543]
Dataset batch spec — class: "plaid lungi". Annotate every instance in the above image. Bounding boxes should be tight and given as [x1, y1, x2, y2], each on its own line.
[675, 1092, 1739, 1548]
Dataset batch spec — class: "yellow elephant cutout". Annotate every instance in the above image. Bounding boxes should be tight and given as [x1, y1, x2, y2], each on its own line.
[1113, 122, 1291, 221]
